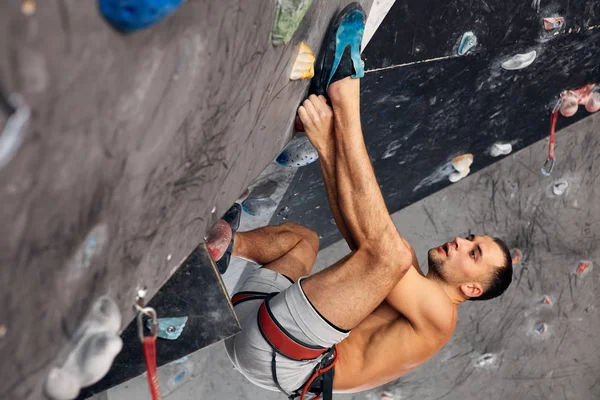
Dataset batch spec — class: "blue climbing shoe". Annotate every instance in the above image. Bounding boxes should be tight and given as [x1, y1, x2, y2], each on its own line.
[310, 2, 366, 97]
[98, 0, 186, 32]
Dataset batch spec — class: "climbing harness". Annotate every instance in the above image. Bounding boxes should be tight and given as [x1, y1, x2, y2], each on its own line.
[231, 292, 338, 400]
[136, 304, 161, 400]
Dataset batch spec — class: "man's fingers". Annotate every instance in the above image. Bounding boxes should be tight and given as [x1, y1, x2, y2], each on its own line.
[307, 94, 331, 117]
[302, 98, 319, 122]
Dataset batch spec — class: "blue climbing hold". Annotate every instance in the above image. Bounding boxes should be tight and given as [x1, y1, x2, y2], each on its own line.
[457, 31, 477, 56]
[147, 316, 188, 340]
[98, 0, 186, 32]
[276, 135, 319, 168]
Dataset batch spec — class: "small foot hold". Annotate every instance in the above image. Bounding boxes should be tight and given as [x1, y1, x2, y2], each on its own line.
[242, 196, 277, 216]
[457, 31, 477, 56]
[276, 135, 319, 167]
[290, 42, 315, 81]
[575, 260, 593, 276]
[99, 0, 186, 32]
[501, 50, 537, 70]
[490, 142, 513, 157]
[534, 323, 547, 335]
[148, 316, 188, 340]
[511, 248, 523, 265]
[552, 179, 568, 196]
[474, 353, 497, 367]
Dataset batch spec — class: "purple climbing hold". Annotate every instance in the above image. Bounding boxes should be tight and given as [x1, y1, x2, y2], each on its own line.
[99, 0, 186, 32]
[276, 135, 319, 168]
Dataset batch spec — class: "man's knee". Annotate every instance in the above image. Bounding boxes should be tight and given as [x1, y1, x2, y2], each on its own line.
[280, 222, 320, 254]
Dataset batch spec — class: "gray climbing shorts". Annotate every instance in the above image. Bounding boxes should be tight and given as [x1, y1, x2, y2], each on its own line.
[224, 268, 349, 393]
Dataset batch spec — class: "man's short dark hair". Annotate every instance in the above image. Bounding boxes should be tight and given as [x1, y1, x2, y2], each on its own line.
[469, 237, 513, 301]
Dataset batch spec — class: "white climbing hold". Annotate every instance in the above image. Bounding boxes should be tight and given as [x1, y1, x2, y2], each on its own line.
[449, 154, 473, 183]
[490, 142, 513, 157]
[290, 42, 315, 81]
[474, 353, 497, 367]
[0, 93, 31, 171]
[501, 50, 537, 70]
[449, 168, 470, 183]
[552, 179, 568, 196]
[44, 297, 123, 400]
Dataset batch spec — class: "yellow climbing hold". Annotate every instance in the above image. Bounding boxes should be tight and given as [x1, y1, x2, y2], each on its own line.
[22, 0, 36, 15]
[290, 42, 315, 81]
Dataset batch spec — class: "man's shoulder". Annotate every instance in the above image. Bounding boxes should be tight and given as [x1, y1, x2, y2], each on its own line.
[405, 272, 456, 338]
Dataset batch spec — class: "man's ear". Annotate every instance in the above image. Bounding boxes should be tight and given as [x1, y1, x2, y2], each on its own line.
[460, 282, 483, 298]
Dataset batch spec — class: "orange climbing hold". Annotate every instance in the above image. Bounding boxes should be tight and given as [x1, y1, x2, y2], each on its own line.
[290, 42, 316, 81]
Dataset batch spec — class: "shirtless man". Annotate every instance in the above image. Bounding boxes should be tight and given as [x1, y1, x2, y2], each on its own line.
[215, 4, 513, 398]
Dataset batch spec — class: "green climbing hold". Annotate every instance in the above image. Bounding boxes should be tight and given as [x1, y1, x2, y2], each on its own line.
[272, 0, 313, 46]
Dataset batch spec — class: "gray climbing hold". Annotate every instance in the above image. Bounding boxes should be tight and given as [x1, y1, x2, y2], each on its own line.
[276, 135, 319, 168]
[490, 143, 513, 157]
[242, 196, 278, 216]
[457, 31, 477, 56]
[147, 316, 188, 340]
[44, 297, 122, 400]
[501, 50, 537, 70]
[474, 353, 497, 367]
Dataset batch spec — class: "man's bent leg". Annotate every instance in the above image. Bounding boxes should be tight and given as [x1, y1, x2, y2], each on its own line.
[233, 222, 319, 282]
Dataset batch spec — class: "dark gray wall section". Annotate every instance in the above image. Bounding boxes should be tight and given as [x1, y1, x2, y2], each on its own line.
[0, 1, 373, 399]
[271, 29, 600, 248]
[362, 0, 600, 69]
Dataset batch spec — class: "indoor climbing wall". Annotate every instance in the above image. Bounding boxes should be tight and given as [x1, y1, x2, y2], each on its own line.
[0, 1, 373, 399]
[271, 0, 600, 248]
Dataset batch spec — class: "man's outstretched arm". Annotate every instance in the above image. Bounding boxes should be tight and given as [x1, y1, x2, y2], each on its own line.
[298, 95, 357, 251]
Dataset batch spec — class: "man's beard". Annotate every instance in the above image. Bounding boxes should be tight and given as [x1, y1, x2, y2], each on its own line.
[428, 252, 447, 281]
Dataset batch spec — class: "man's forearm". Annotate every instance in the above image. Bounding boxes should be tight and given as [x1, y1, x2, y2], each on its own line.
[318, 154, 358, 251]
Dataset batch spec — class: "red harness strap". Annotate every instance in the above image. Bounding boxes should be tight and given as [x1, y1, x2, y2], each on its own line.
[230, 291, 337, 400]
[258, 301, 327, 360]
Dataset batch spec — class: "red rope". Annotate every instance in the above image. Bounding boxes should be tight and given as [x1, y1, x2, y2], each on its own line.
[548, 110, 558, 161]
[143, 336, 161, 400]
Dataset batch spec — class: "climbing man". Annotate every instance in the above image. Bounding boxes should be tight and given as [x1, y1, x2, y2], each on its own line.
[208, 3, 513, 399]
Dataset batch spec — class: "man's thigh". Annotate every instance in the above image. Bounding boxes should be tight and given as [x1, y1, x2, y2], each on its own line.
[261, 234, 319, 282]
